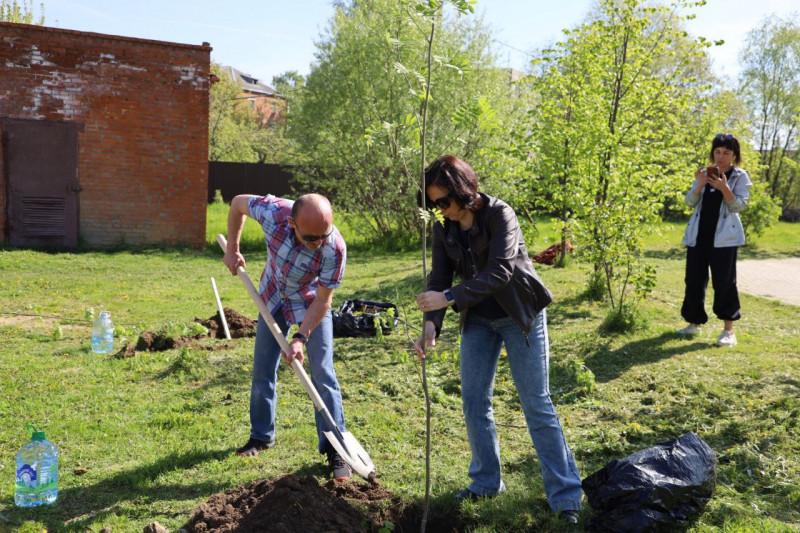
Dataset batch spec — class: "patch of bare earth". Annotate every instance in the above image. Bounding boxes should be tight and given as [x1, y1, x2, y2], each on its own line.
[184, 474, 462, 533]
[0, 314, 84, 331]
[112, 308, 256, 358]
[197, 307, 257, 339]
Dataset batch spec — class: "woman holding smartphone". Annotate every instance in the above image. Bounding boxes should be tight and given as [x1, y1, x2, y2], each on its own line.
[678, 133, 751, 346]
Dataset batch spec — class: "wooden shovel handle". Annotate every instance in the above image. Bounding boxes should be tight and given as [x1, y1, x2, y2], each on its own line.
[216, 234, 327, 413]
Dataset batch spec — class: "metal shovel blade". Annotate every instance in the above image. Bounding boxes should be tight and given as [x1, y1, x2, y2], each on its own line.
[324, 429, 375, 480]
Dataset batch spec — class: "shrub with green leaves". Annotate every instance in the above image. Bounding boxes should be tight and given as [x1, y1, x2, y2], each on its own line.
[741, 180, 782, 241]
[567, 360, 596, 395]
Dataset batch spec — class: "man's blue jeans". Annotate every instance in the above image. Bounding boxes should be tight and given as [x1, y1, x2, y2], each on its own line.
[250, 308, 346, 454]
[460, 309, 582, 512]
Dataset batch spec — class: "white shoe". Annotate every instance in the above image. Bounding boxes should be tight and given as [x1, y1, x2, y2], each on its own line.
[716, 330, 737, 347]
[677, 324, 701, 336]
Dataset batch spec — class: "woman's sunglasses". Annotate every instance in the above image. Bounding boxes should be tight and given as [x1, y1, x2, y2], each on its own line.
[714, 133, 734, 141]
[430, 193, 453, 210]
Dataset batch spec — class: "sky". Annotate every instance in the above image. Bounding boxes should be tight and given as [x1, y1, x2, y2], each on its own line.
[40, 0, 799, 87]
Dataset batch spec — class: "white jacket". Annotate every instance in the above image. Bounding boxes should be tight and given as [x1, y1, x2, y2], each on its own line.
[682, 167, 751, 248]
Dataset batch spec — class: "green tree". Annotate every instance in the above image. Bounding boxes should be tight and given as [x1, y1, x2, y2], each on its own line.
[0, 0, 44, 23]
[519, 0, 712, 327]
[208, 63, 282, 163]
[287, 0, 512, 243]
[208, 63, 254, 162]
[739, 14, 800, 212]
[272, 70, 305, 100]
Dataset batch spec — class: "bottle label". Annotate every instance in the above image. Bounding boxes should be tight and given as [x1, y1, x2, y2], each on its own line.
[16, 464, 37, 486]
[16, 463, 57, 494]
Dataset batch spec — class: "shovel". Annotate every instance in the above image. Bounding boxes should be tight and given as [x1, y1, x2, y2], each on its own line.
[216, 234, 375, 480]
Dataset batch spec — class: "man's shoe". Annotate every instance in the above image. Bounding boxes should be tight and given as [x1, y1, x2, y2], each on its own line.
[716, 329, 738, 347]
[558, 510, 579, 524]
[328, 450, 352, 481]
[677, 324, 701, 336]
[236, 437, 274, 457]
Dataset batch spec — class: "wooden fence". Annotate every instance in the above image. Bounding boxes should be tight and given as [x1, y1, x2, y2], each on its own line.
[207, 162, 298, 203]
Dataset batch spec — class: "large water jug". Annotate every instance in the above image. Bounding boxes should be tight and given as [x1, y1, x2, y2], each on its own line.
[15, 424, 59, 507]
[91, 310, 114, 353]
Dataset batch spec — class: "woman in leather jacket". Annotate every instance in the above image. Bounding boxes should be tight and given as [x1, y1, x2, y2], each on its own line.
[413, 155, 582, 523]
[678, 134, 751, 347]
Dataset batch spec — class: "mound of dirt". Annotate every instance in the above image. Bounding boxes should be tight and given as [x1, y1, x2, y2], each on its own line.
[113, 343, 137, 359]
[184, 474, 462, 533]
[112, 332, 198, 358]
[198, 307, 257, 339]
[110, 308, 255, 358]
[135, 331, 197, 351]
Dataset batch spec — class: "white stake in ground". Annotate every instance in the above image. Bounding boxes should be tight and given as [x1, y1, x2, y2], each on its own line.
[210, 277, 231, 340]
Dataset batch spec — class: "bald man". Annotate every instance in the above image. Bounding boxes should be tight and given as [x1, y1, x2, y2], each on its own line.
[223, 193, 351, 480]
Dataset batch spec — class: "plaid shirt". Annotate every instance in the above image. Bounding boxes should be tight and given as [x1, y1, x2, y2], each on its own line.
[249, 195, 347, 325]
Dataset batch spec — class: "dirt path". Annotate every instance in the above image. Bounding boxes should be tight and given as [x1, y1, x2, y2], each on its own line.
[737, 258, 800, 307]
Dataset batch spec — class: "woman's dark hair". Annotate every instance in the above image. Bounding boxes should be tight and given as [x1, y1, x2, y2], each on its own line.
[710, 133, 742, 165]
[417, 155, 483, 212]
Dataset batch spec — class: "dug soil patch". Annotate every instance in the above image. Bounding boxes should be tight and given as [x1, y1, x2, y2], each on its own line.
[197, 307, 257, 339]
[184, 474, 462, 533]
[112, 308, 255, 358]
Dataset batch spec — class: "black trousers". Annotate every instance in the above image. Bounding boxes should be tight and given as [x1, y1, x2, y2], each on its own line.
[681, 244, 741, 324]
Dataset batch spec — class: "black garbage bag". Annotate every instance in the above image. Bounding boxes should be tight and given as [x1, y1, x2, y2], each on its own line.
[582, 431, 717, 532]
[332, 299, 398, 338]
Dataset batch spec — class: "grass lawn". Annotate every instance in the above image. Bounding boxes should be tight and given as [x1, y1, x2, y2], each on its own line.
[0, 208, 798, 532]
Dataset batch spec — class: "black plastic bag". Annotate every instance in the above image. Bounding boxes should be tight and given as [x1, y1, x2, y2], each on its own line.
[332, 299, 398, 338]
[582, 431, 717, 532]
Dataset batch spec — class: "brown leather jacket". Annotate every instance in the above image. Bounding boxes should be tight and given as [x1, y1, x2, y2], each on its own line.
[423, 193, 553, 341]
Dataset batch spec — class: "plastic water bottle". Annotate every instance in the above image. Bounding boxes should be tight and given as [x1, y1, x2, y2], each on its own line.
[15, 424, 59, 507]
[91, 310, 114, 353]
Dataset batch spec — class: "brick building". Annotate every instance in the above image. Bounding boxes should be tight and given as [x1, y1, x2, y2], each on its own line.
[0, 22, 211, 248]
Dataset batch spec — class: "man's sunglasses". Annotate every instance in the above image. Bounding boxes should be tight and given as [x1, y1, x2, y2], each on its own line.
[288, 217, 334, 243]
[714, 133, 734, 141]
[430, 193, 453, 210]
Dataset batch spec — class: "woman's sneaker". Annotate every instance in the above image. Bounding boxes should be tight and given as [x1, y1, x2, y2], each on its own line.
[327, 450, 352, 481]
[558, 510, 579, 524]
[716, 330, 737, 347]
[677, 324, 701, 336]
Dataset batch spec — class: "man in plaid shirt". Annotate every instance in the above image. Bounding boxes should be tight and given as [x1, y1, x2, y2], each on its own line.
[222, 193, 351, 480]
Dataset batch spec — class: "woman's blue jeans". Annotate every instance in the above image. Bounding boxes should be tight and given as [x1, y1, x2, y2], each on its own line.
[459, 309, 582, 512]
[250, 308, 346, 454]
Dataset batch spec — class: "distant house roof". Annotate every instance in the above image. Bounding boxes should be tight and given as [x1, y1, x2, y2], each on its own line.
[221, 65, 279, 97]
[506, 68, 525, 83]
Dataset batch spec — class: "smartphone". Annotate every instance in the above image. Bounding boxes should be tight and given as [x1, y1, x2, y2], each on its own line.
[706, 165, 720, 180]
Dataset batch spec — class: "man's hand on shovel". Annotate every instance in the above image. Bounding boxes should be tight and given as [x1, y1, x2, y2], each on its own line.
[284, 338, 305, 366]
[223, 249, 247, 276]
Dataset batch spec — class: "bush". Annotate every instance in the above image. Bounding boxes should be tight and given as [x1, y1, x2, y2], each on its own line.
[741, 180, 782, 241]
[600, 303, 647, 333]
[582, 270, 607, 302]
[567, 360, 596, 395]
